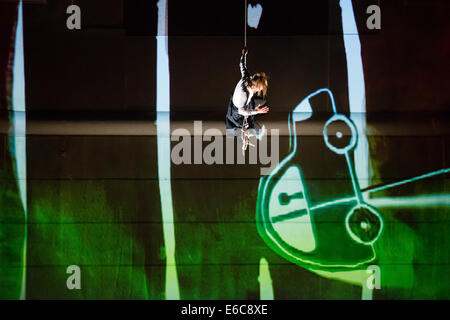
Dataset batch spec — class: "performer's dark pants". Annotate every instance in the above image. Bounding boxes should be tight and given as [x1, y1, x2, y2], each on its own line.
[225, 98, 261, 137]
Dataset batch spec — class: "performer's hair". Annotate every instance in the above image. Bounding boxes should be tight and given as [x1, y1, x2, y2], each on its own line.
[251, 72, 268, 97]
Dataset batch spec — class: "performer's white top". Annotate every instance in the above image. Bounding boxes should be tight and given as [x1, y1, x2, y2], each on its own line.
[232, 53, 258, 116]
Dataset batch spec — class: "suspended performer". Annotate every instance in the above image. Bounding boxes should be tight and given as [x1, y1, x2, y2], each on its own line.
[225, 47, 269, 140]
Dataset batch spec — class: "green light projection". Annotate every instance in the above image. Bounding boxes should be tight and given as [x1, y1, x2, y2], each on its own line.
[255, 88, 449, 295]
[1, 0, 447, 300]
[256, 89, 383, 270]
[258, 257, 274, 300]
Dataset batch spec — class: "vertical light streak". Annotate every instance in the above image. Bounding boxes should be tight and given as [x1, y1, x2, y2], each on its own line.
[340, 0, 370, 299]
[258, 258, 274, 300]
[156, 0, 180, 299]
[10, 0, 27, 300]
[340, 0, 370, 192]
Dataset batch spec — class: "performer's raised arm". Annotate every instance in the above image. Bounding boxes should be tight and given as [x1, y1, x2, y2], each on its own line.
[225, 48, 269, 141]
[240, 47, 251, 80]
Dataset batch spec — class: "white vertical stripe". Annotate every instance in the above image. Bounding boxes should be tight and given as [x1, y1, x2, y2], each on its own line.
[258, 258, 274, 300]
[156, 0, 180, 300]
[340, 0, 370, 191]
[340, 0, 371, 300]
[11, 0, 27, 300]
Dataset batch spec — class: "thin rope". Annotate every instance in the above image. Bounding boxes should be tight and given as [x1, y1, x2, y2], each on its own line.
[241, 0, 250, 154]
[244, 0, 247, 48]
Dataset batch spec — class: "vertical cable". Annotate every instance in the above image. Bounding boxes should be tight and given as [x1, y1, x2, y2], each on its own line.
[244, 0, 247, 47]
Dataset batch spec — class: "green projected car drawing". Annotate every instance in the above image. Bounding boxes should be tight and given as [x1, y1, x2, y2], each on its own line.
[256, 89, 382, 270]
[256, 88, 448, 272]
